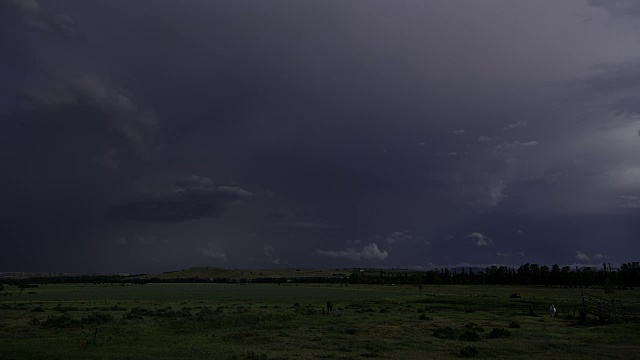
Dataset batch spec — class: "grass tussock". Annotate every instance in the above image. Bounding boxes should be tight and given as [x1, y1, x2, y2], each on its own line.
[464, 322, 484, 332]
[433, 327, 458, 340]
[487, 327, 511, 339]
[458, 331, 481, 342]
[459, 345, 479, 358]
[41, 314, 81, 328]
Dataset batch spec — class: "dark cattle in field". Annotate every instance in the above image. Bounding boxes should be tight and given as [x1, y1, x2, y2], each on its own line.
[326, 301, 333, 312]
[510, 293, 521, 298]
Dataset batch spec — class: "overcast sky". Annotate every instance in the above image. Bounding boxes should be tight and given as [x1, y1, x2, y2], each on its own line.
[2, 0, 640, 273]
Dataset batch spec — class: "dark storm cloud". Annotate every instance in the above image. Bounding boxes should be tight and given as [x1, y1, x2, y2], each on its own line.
[273, 222, 339, 230]
[110, 176, 251, 223]
[3, 0, 81, 39]
[3, 0, 640, 272]
[18, 76, 159, 160]
[588, 0, 640, 17]
[267, 209, 295, 220]
[577, 61, 640, 116]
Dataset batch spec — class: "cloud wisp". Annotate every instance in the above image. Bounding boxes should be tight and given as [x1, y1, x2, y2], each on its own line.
[200, 243, 227, 261]
[496, 141, 539, 150]
[263, 245, 281, 265]
[502, 121, 527, 131]
[575, 251, 591, 262]
[466, 232, 494, 247]
[385, 231, 413, 245]
[315, 243, 388, 261]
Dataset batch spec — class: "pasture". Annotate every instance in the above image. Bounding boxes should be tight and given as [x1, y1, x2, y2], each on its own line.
[0, 283, 638, 359]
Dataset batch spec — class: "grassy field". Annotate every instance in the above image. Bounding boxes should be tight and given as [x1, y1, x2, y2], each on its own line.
[1, 283, 638, 359]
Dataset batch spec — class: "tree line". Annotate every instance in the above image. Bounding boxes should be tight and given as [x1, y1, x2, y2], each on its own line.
[1, 262, 639, 288]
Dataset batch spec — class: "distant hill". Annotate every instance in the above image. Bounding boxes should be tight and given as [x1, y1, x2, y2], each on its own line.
[131, 267, 352, 280]
[0, 271, 118, 280]
[131, 267, 426, 281]
[449, 267, 486, 273]
[0, 267, 423, 281]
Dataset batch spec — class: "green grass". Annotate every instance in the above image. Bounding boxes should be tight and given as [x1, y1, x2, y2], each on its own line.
[1, 283, 639, 359]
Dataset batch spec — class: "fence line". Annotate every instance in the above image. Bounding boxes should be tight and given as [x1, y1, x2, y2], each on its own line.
[579, 291, 626, 321]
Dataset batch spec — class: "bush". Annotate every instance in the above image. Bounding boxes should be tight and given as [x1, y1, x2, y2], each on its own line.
[194, 307, 221, 321]
[433, 327, 458, 340]
[459, 346, 479, 358]
[464, 322, 484, 332]
[41, 314, 80, 328]
[125, 307, 152, 320]
[344, 327, 359, 335]
[82, 312, 113, 325]
[53, 305, 80, 312]
[487, 328, 511, 339]
[458, 331, 480, 342]
[154, 306, 177, 318]
[243, 351, 268, 360]
[508, 321, 520, 328]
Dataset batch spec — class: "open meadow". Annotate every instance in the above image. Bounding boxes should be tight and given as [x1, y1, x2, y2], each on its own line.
[1, 283, 639, 359]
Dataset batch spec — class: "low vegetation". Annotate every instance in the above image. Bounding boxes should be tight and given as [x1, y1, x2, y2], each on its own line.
[0, 283, 638, 359]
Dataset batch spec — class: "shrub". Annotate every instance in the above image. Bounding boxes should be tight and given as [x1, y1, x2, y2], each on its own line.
[154, 306, 177, 318]
[459, 346, 479, 358]
[53, 305, 80, 312]
[125, 307, 153, 320]
[487, 328, 511, 339]
[433, 327, 458, 340]
[344, 327, 359, 335]
[244, 351, 268, 360]
[82, 312, 113, 325]
[360, 352, 379, 358]
[226, 351, 269, 360]
[177, 307, 192, 318]
[465, 322, 484, 332]
[458, 331, 480, 342]
[41, 314, 80, 329]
